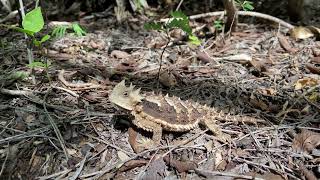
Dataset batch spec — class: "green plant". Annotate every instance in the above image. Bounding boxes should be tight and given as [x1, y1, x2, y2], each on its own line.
[235, 0, 254, 11]
[52, 23, 86, 38]
[213, 20, 223, 30]
[1, 6, 53, 82]
[51, 26, 68, 38]
[13, 7, 51, 46]
[144, 11, 201, 46]
[144, 11, 200, 89]
[27, 59, 51, 69]
[72, 23, 86, 36]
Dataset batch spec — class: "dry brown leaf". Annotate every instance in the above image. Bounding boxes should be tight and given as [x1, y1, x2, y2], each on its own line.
[257, 88, 276, 96]
[242, 172, 285, 180]
[292, 130, 320, 153]
[118, 159, 148, 172]
[163, 155, 198, 173]
[290, 26, 314, 40]
[311, 56, 320, 64]
[250, 59, 267, 72]
[294, 78, 319, 90]
[306, 63, 320, 75]
[142, 157, 166, 180]
[115, 60, 138, 73]
[214, 150, 224, 169]
[197, 50, 213, 64]
[110, 50, 130, 59]
[169, 28, 184, 40]
[299, 162, 317, 180]
[159, 70, 177, 87]
[278, 33, 298, 53]
[249, 98, 269, 111]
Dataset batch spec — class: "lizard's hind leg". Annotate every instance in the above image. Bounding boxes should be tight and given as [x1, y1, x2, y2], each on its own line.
[201, 118, 231, 143]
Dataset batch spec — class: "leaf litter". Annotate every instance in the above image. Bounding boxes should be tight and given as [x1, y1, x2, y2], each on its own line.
[0, 6, 320, 180]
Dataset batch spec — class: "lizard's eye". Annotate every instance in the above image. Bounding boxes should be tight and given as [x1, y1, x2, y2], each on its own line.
[123, 91, 129, 97]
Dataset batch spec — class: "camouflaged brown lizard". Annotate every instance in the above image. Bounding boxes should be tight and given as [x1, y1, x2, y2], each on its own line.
[109, 80, 261, 149]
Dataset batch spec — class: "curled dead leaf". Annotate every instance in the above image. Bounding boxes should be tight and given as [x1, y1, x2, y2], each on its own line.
[294, 78, 319, 90]
[290, 26, 314, 40]
[110, 50, 130, 59]
[306, 63, 320, 75]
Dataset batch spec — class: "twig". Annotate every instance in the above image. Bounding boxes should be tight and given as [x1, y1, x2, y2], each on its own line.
[52, 86, 79, 97]
[0, 126, 52, 144]
[162, 130, 208, 157]
[160, 11, 294, 30]
[69, 152, 89, 180]
[175, 0, 184, 11]
[136, 149, 160, 179]
[0, 88, 33, 96]
[156, 31, 171, 92]
[0, 10, 18, 23]
[195, 169, 264, 180]
[42, 88, 69, 160]
[0, 143, 9, 177]
[83, 133, 135, 156]
[37, 169, 72, 180]
[235, 157, 300, 180]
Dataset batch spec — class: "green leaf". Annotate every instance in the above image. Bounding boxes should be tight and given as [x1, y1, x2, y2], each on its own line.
[72, 23, 86, 36]
[52, 26, 68, 38]
[27, 61, 50, 68]
[8, 71, 29, 81]
[33, 39, 41, 47]
[22, 7, 44, 33]
[166, 18, 192, 35]
[170, 11, 188, 20]
[243, 1, 254, 11]
[213, 20, 223, 30]
[188, 35, 201, 46]
[144, 22, 163, 31]
[40, 34, 51, 43]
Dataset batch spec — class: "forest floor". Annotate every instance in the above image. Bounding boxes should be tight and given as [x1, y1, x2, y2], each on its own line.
[0, 4, 320, 180]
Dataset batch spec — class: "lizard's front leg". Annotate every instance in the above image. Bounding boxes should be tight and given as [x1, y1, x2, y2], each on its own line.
[132, 118, 163, 152]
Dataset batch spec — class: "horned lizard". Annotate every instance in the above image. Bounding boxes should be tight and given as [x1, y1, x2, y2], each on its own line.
[109, 80, 261, 150]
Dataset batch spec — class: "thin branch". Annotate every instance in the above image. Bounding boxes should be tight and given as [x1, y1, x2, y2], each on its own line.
[161, 11, 294, 30]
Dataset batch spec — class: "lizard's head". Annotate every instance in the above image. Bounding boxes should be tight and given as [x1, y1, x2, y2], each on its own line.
[109, 80, 144, 110]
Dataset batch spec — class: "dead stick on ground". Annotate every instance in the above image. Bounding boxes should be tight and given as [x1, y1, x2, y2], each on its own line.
[42, 88, 69, 160]
[195, 169, 264, 180]
[160, 11, 294, 30]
